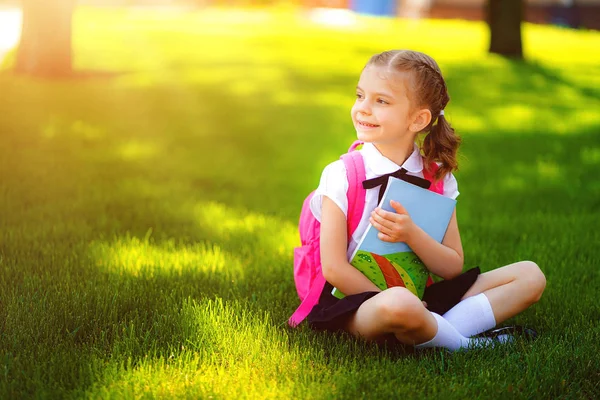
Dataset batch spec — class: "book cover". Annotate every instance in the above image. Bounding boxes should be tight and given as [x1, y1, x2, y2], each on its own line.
[332, 176, 456, 299]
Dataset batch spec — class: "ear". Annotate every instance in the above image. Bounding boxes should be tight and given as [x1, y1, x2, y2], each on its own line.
[409, 108, 432, 133]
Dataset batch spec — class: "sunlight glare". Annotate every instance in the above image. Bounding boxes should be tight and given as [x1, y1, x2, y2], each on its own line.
[89, 236, 242, 279]
[307, 7, 357, 28]
[581, 147, 600, 165]
[82, 297, 306, 398]
[536, 159, 562, 181]
[118, 140, 159, 161]
[0, 8, 21, 63]
[194, 202, 298, 255]
[501, 176, 527, 191]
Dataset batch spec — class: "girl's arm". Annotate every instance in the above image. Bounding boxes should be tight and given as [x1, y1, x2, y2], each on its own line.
[370, 201, 464, 280]
[320, 196, 382, 295]
[405, 210, 464, 279]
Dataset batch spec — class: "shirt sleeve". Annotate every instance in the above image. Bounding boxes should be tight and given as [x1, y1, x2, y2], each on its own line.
[442, 172, 460, 200]
[309, 160, 349, 222]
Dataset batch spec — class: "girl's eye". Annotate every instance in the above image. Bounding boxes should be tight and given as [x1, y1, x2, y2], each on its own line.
[356, 93, 364, 99]
[377, 99, 389, 104]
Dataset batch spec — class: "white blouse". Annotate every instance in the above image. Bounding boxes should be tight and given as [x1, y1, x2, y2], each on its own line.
[309, 142, 459, 260]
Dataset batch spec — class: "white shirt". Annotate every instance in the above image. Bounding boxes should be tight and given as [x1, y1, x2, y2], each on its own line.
[309, 142, 459, 260]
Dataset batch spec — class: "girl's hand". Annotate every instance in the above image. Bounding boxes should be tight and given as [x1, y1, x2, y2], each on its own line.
[369, 200, 415, 243]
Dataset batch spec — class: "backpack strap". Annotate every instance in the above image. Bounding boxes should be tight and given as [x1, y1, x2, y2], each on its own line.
[423, 161, 445, 287]
[288, 144, 366, 328]
[423, 162, 444, 195]
[347, 140, 363, 153]
[341, 148, 366, 242]
[288, 275, 323, 327]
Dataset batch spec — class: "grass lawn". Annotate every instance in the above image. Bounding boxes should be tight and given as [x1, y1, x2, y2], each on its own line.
[0, 6, 599, 398]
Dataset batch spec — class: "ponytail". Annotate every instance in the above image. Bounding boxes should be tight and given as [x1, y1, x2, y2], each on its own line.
[422, 114, 461, 181]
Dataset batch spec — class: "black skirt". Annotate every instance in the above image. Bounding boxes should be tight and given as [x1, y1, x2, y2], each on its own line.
[307, 267, 481, 333]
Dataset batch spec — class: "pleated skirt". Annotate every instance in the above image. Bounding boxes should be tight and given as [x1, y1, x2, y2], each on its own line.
[307, 267, 481, 333]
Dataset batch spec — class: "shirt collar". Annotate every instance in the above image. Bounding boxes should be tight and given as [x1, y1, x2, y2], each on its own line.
[361, 142, 423, 175]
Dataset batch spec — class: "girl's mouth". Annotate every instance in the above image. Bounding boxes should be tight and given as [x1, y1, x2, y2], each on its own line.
[357, 121, 379, 128]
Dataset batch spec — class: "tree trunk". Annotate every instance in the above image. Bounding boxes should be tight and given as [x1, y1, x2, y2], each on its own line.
[15, 0, 76, 77]
[487, 0, 523, 59]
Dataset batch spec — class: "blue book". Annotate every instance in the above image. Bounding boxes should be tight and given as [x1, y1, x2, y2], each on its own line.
[332, 176, 456, 299]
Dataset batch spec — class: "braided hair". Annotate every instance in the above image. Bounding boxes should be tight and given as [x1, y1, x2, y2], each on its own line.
[366, 50, 460, 181]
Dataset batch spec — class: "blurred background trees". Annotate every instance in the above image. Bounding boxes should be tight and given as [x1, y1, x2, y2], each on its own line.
[6, 0, 595, 77]
[487, 0, 523, 58]
[15, 0, 77, 76]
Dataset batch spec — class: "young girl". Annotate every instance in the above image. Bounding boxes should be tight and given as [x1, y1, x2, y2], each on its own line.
[306, 50, 546, 351]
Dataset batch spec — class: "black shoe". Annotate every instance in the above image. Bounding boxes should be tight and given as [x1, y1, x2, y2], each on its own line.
[477, 325, 538, 341]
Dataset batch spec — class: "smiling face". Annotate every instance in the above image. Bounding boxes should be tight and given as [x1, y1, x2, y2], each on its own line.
[351, 66, 429, 148]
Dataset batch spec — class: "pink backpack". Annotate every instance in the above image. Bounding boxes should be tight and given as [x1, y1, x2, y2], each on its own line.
[288, 141, 444, 327]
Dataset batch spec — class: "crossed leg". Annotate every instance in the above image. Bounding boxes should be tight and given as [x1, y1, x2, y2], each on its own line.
[344, 260, 546, 345]
[345, 285, 438, 345]
[459, 260, 546, 324]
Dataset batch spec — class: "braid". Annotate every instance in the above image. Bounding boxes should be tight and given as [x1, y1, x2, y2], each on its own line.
[414, 59, 450, 113]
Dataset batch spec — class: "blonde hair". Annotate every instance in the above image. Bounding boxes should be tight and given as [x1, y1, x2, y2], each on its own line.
[366, 50, 461, 181]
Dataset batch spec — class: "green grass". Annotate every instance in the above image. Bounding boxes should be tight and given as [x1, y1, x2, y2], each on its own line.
[1, 6, 599, 398]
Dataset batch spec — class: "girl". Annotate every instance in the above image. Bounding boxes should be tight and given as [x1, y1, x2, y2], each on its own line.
[306, 50, 546, 351]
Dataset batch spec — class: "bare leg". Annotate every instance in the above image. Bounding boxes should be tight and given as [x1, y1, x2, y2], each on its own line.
[460, 261, 546, 324]
[345, 286, 438, 345]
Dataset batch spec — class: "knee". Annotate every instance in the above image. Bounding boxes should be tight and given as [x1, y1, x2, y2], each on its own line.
[519, 261, 546, 303]
[376, 287, 424, 330]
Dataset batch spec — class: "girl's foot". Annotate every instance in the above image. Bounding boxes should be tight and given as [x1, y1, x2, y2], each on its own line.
[476, 325, 538, 341]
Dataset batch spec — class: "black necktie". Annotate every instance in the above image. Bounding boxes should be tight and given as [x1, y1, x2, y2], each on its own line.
[362, 168, 431, 205]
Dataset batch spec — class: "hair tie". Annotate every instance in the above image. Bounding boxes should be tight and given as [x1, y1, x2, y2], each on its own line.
[439, 110, 445, 116]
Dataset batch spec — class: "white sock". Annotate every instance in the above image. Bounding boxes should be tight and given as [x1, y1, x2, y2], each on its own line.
[415, 313, 494, 352]
[442, 293, 497, 337]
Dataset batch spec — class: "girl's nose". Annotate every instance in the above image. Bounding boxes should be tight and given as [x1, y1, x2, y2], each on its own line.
[356, 100, 371, 115]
